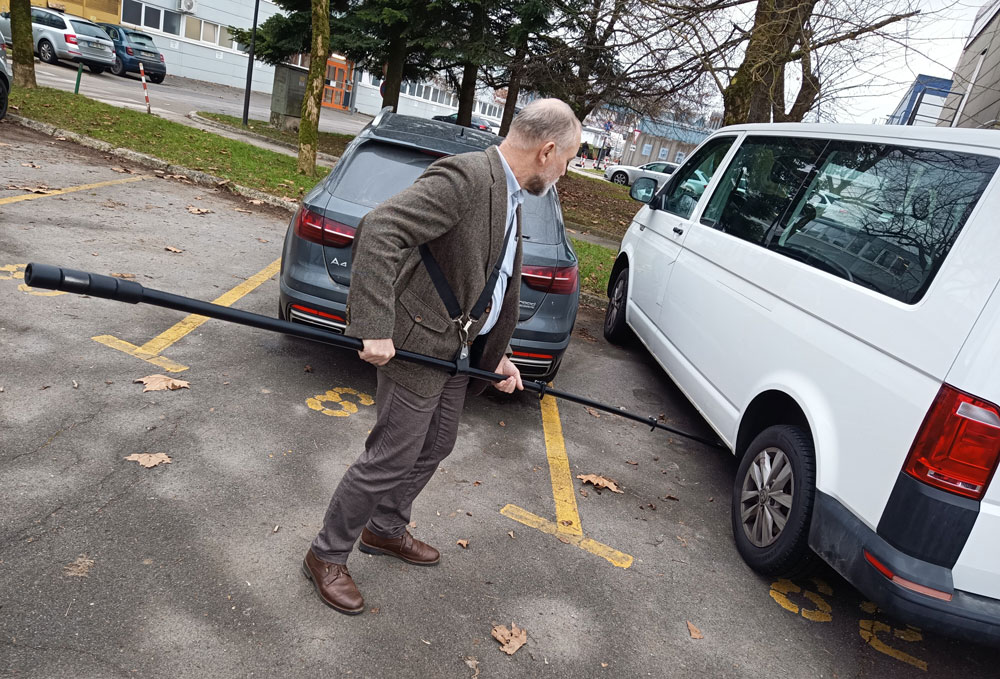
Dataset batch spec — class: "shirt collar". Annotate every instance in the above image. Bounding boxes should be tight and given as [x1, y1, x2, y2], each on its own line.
[496, 147, 524, 206]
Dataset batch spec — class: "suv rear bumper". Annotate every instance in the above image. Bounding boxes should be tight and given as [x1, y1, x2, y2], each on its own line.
[809, 491, 1000, 645]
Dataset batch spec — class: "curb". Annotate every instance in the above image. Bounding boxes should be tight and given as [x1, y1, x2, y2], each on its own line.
[564, 220, 623, 248]
[187, 111, 341, 167]
[8, 114, 300, 214]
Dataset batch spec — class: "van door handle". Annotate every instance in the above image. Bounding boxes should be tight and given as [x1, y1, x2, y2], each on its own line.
[639, 224, 646, 231]
[672, 227, 684, 235]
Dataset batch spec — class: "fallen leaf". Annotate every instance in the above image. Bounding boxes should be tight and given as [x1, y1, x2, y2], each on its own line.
[64, 554, 95, 577]
[303, 365, 313, 373]
[111, 273, 136, 279]
[491, 623, 527, 655]
[557, 535, 571, 544]
[124, 452, 172, 468]
[369, 607, 379, 614]
[216, 179, 231, 187]
[508, 531, 515, 539]
[186, 206, 212, 215]
[472, 481, 481, 486]
[456, 539, 469, 549]
[72, 380, 78, 389]
[257, 238, 269, 243]
[602, 663, 609, 668]
[625, 460, 638, 465]
[110, 166, 133, 174]
[164, 246, 183, 253]
[8, 185, 56, 194]
[272, 525, 279, 533]
[499, 420, 506, 427]
[559, 520, 573, 526]
[579, 489, 588, 498]
[249, 199, 264, 205]
[234, 208, 252, 214]
[421, 639, 431, 645]
[664, 495, 680, 502]
[686, 621, 703, 639]
[21, 162, 40, 168]
[464, 656, 480, 678]
[576, 474, 623, 493]
[134, 374, 190, 392]
[585, 407, 601, 418]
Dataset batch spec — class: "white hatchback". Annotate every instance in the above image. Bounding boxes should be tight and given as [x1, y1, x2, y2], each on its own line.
[605, 123, 1000, 644]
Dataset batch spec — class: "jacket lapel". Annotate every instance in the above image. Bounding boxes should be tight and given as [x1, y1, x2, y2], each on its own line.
[486, 146, 508, 273]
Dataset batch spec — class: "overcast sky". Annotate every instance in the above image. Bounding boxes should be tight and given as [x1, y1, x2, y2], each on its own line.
[838, 0, 985, 123]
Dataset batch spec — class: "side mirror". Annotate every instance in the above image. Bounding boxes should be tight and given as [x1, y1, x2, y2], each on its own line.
[630, 177, 658, 204]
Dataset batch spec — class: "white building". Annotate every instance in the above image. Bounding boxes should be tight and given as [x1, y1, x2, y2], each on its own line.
[352, 70, 506, 129]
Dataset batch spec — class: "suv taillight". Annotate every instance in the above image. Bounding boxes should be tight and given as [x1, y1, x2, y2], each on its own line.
[293, 206, 356, 248]
[65, 33, 78, 45]
[903, 384, 1000, 500]
[522, 264, 578, 295]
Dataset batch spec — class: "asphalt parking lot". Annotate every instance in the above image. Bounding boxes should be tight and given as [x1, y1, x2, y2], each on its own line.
[2, 123, 999, 677]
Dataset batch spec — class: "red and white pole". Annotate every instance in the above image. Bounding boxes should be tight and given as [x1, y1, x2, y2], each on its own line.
[139, 62, 151, 114]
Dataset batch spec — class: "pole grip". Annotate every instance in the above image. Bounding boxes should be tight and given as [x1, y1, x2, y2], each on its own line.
[25, 263, 145, 303]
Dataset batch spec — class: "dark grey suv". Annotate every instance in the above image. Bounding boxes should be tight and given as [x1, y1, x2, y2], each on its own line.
[278, 110, 580, 382]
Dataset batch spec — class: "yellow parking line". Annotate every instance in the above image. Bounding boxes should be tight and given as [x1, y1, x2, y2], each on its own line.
[0, 176, 147, 206]
[501, 504, 633, 568]
[540, 393, 584, 535]
[93, 258, 282, 372]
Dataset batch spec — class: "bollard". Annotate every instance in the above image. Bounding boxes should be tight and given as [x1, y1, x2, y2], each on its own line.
[139, 62, 151, 114]
[74, 62, 83, 94]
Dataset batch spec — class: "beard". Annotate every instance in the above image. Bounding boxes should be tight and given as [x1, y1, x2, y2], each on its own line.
[523, 174, 552, 196]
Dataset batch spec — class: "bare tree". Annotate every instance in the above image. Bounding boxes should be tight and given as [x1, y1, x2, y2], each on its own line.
[9, 0, 36, 89]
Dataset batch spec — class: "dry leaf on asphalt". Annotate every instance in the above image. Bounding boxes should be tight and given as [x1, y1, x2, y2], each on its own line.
[492, 623, 527, 655]
[686, 621, 704, 639]
[125, 453, 172, 468]
[64, 554, 95, 577]
[21, 162, 41, 168]
[248, 199, 264, 205]
[134, 374, 190, 392]
[186, 206, 213, 215]
[8, 185, 56, 194]
[234, 208, 252, 214]
[110, 166, 134, 174]
[164, 246, 183, 253]
[586, 407, 601, 418]
[456, 539, 469, 549]
[625, 460, 638, 465]
[257, 238, 269, 243]
[111, 273, 136, 279]
[464, 656, 480, 678]
[576, 474, 623, 493]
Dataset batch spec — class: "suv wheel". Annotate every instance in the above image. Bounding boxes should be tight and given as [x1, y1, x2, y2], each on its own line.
[604, 267, 631, 344]
[38, 39, 58, 64]
[731, 425, 818, 576]
[89, 64, 105, 74]
[610, 171, 629, 185]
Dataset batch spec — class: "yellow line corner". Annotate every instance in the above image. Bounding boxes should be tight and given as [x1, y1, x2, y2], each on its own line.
[501, 504, 633, 569]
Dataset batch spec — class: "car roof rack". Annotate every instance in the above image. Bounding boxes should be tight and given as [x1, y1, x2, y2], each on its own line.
[371, 106, 393, 129]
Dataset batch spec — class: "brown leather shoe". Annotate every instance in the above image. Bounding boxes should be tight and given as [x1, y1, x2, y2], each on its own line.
[358, 527, 440, 566]
[301, 548, 364, 615]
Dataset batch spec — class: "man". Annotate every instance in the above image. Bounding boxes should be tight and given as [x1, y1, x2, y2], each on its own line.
[302, 99, 582, 614]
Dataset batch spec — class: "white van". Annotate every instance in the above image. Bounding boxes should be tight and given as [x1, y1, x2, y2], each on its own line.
[604, 124, 1000, 644]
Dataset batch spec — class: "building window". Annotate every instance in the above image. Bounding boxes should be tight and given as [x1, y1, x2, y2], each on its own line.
[162, 10, 181, 35]
[201, 21, 218, 43]
[184, 15, 201, 40]
[370, 74, 381, 86]
[142, 5, 160, 30]
[674, 151, 686, 163]
[122, 0, 141, 24]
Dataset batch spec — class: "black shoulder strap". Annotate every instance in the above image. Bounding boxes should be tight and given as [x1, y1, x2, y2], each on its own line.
[420, 221, 514, 323]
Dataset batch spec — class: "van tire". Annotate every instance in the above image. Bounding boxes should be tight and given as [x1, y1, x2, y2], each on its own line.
[604, 267, 631, 344]
[731, 424, 818, 577]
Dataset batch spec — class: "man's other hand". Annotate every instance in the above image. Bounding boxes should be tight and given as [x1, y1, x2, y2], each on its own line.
[359, 338, 395, 366]
[493, 356, 523, 393]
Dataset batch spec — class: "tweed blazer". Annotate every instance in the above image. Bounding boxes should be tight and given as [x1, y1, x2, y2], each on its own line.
[344, 145, 522, 398]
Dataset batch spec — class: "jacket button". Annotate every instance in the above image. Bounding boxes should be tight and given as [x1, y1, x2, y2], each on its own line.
[415, 315, 422, 322]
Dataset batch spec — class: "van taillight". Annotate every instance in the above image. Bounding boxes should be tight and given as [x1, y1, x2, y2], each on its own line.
[903, 384, 1000, 500]
[522, 264, 578, 294]
[293, 206, 355, 248]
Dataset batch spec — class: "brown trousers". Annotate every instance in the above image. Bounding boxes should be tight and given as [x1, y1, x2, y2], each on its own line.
[311, 370, 470, 564]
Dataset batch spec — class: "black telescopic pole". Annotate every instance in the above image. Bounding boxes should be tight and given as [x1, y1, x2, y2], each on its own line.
[24, 263, 725, 449]
[241, 0, 261, 127]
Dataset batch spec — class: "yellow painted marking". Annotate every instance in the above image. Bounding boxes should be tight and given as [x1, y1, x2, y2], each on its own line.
[2, 264, 66, 295]
[307, 387, 374, 418]
[94, 258, 281, 372]
[501, 504, 633, 568]
[0, 176, 147, 205]
[539, 393, 583, 536]
[859, 619, 928, 671]
[769, 578, 832, 622]
[18, 283, 66, 297]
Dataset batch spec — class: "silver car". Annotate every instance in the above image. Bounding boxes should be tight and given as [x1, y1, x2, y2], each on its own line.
[0, 28, 10, 120]
[0, 7, 114, 74]
[603, 160, 678, 187]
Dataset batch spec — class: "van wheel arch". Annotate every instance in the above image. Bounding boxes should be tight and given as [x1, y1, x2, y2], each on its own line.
[736, 390, 811, 460]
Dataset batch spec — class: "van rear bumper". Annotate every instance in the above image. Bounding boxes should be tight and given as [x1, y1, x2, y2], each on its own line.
[809, 491, 1000, 645]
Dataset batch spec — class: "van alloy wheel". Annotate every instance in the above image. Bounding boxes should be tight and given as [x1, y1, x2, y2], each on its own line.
[740, 447, 794, 547]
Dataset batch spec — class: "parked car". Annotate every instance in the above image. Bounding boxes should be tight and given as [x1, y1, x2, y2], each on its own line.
[279, 109, 580, 383]
[605, 123, 1000, 644]
[431, 112, 495, 134]
[97, 23, 166, 83]
[0, 7, 114, 73]
[603, 161, 678, 187]
[0, 28, 10, 121]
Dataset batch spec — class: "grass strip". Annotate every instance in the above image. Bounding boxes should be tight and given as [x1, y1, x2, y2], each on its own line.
[9, 87, 324, 200]
[571, 237, 617, 299]
[198, 111, 355, 158]
[558, 172, 637, 240]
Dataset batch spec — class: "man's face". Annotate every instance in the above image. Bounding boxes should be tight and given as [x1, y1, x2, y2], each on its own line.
[523, 133, 582, 196]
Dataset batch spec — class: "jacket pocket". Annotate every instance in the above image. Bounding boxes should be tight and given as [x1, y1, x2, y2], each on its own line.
[398, 287, 452, 333]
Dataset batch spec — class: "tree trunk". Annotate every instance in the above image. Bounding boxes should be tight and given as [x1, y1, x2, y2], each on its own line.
[498, 49, 525, 137]
[456, 62, 478, 126]
[10, 0, 36, 89]
[380, 34, 406, 111]
[297, 0, 330, 175]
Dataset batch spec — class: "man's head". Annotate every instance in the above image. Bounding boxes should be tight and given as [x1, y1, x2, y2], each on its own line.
[498, 99, 582, 196]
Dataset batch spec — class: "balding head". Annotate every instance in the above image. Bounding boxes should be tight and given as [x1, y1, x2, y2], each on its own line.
[506, 99, 582, 154]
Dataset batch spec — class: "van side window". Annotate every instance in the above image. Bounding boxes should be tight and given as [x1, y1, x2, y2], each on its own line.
[774, 142, 998, 304]
[700, 137, 827, 244]
[660, 136, 736, 219]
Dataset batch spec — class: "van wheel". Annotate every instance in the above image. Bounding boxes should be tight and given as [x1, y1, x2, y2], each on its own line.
[604, 267, 631, 344]
[731, 425, 818, 576]
[610, 171, 629, 185]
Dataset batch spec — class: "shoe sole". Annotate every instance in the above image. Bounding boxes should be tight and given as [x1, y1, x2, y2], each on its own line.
[357, 541, 440, 566]
[301, 561, 365, 615]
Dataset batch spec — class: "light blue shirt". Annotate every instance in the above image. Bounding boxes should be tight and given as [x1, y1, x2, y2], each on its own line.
[480, 148, 522, 334]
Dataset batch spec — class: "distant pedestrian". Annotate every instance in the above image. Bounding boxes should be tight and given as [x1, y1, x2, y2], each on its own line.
[302, 99, 582, 615]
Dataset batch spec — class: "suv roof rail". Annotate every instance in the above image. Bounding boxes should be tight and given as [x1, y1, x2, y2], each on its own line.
[372, 106, 394, 129]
